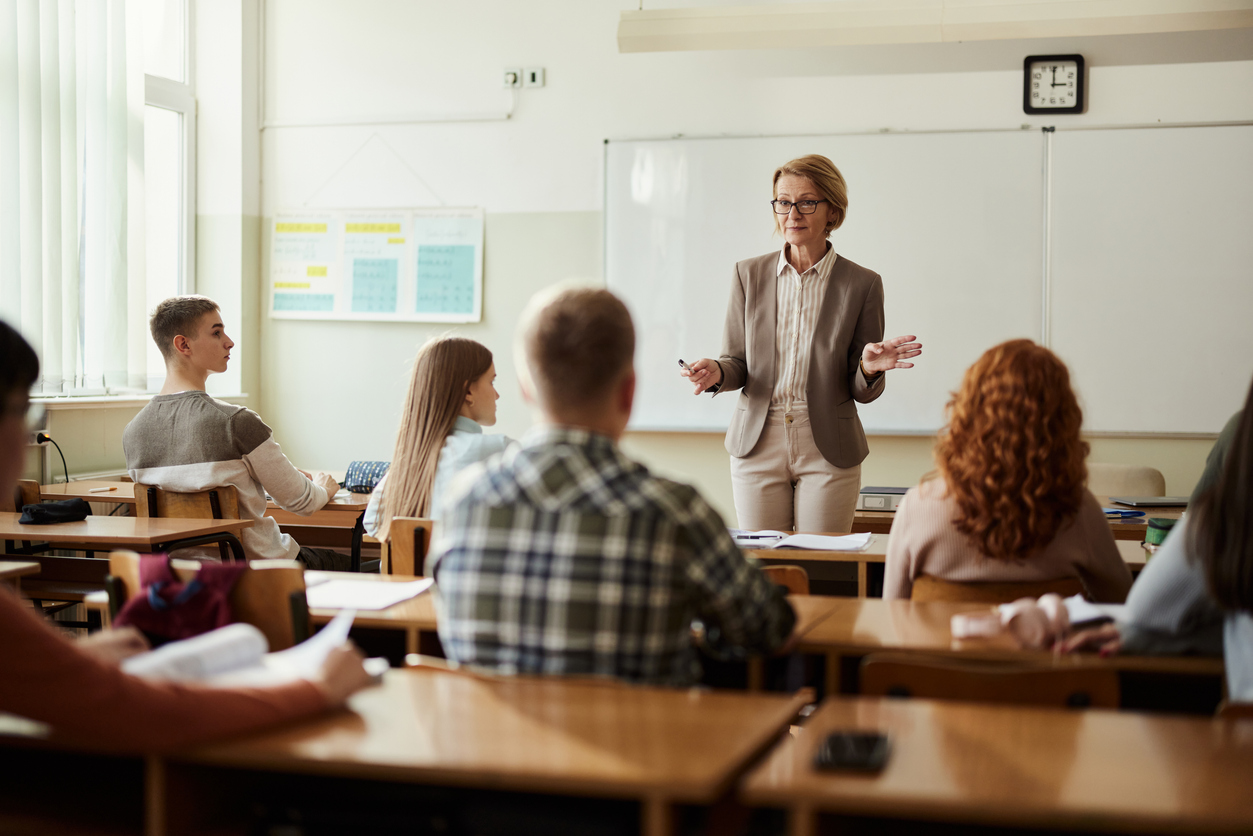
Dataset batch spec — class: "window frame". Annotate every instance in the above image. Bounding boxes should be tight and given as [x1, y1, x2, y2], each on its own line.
[142, 0, 196, 295]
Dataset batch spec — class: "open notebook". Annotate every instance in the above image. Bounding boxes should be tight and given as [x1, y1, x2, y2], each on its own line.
[730, 531, 873, 552]
[120, 609, 389, 687]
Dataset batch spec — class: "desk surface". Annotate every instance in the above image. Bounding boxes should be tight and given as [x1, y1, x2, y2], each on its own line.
[855, 496, 1185, 541]
[38, 481, 372, 515]
[794, 597, 1223, 677]
[0, 561, 41, 581]
[309, 572, 841, 646]
[176, 666, 808, 803]
[742, 696, 1253, 835]
[0, 512, 253, 548]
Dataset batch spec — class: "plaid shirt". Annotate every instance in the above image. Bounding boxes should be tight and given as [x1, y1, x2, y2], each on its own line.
[427, 426, 796, 686]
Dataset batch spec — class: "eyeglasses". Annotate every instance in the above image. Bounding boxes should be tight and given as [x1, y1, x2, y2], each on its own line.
[771, 199, 827, 215]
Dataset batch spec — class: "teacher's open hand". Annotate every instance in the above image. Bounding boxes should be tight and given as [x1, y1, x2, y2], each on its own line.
[681, 358, 723, 395]
[862, 335, 922, 374]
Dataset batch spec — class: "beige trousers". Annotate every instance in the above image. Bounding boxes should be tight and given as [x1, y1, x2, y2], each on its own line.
[729, 405, 861, 532]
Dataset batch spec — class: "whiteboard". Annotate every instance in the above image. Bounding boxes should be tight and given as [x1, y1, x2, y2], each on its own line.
[606, 131, 1046, 433]
[1049, 125, 1253, 434]
[268, 207, 484, 322]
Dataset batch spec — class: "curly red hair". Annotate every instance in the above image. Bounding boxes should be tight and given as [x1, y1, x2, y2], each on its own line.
[935, 339, 1089, 561]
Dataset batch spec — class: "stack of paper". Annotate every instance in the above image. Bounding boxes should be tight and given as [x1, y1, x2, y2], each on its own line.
[304, 578, 433, 611]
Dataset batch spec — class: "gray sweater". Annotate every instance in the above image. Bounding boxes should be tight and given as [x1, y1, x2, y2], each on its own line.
[1116, 410, 1252, 700]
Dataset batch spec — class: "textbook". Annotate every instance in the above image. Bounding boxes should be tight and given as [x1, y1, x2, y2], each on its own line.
[120, 609, 388, 686]
[731, 531, 873, 552]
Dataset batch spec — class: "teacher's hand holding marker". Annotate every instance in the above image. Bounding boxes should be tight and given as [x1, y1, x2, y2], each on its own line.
[678, 154, 921, 534]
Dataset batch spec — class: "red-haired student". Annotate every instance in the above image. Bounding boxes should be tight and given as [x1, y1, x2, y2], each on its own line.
[883, 339, 1132, 603]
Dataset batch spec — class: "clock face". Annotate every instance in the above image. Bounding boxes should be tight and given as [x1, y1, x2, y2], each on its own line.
[1028, 59, 1080, 110]
[1023, 54, 1085, 115]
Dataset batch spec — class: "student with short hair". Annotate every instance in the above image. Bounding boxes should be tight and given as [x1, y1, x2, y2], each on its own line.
[429, 286, 796, 685]
[883, 339, 1132, 602]
[364, 336, 511, 540]
[123, 295, 348, 569]
[0, 319, 371, 750]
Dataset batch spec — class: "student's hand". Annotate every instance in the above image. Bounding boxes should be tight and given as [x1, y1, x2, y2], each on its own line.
[1056, 623, 1123, 657]
[313, 642, 374, 707]
[682, 358, 722, 394]
[76, 627, 151, 666]
[312, 471, 340, 498]
[862, 335, 922, 374]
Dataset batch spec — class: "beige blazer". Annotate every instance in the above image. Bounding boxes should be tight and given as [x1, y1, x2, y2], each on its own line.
[717, 251, 886, 468]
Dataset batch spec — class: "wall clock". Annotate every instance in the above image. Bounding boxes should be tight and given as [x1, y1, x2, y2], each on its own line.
[1024, 54, 1085, 115]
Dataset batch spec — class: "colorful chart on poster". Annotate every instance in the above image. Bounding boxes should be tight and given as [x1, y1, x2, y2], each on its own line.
[268, 208, 483, 322]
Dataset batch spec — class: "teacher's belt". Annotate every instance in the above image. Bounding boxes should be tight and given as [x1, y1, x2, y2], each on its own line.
[767, 403, 810, 426]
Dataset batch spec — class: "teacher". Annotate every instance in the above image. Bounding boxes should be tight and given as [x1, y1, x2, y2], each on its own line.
[682, 154, 921, 533]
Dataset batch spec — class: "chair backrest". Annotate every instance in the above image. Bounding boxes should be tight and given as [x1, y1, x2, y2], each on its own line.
[1087, 463, 1166, 497]
[107, 550, 308, 650]
[911, 574, 1086, 604]
[386, 517, 433, 576]
[134, 483, 241, 520]
[861, 653, 1119, 709]
[762, 565, 810, 595]
[5, 479, 41, 512]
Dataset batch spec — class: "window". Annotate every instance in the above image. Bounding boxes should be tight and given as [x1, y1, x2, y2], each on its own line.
[0, 0, 195, 396]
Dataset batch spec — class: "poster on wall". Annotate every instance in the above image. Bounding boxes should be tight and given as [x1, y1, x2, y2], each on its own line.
[268, 207, 484, 322]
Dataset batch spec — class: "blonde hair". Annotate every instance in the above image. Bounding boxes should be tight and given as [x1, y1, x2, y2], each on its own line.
[149, 295, 220, 361]
[518, 286, 634, 412]
[772, 154, 849, 238]
[377, 336, 493, 540]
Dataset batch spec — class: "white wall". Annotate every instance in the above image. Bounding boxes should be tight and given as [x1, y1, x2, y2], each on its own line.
[259, 1, 1253, 521]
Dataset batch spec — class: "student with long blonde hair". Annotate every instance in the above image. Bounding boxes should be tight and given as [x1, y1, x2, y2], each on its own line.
[365, 336, 511, 542]
[883, 339, 1132, 602]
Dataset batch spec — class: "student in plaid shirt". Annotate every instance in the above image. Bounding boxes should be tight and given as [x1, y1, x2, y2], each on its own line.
[428, 286, 797, 686]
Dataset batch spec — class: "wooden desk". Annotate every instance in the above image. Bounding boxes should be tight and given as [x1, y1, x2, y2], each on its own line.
[308, 572, 837, 663]
[746, 534, 889, 598]
[158, 667, 810, 836]
[742, 696, 1253, 836]
[0, 512, 253, 555]
[854, 495, 1187, 542]
[793, 597, 1224, 697]
[40, 480, 136, 504]
[747, 536, 1149, 599]
[0, 559, 40, 592]
[307, 571, 438, 655]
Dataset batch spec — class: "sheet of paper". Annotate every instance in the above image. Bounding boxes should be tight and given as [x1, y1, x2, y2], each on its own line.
[1063, 594, 1125, 626]
[344, 216, 406, 314]
[773, 532, 873, 552]
[270, 216, 341, 314]
[412, 209, 483, 318]
[304, 578, 434, 611]
[122, 623, 269, 682]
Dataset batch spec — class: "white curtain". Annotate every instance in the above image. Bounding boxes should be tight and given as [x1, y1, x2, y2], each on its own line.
[0, 0, 146, 395]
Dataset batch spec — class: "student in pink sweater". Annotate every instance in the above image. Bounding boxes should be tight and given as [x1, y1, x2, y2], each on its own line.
[0, 320, 371, 751]
[883, 340, 1132, 603]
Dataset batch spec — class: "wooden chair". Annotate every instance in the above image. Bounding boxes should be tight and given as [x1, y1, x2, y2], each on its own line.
[20, 555, 110, 628]
[1087, 463, 1166, 497]
[762, 565, 809, 595]
[384, 517, 433, 576]
[106, 550, 309, 650]
[861, 653, 1119, 709]
[911, 574, 1085, 604]
[133, 483, 245, 562]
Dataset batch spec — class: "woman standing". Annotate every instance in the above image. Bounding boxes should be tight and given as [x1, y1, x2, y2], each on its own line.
[683, 155, 921, 532]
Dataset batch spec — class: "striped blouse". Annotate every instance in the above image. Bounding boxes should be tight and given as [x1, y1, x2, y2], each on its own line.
[772, 244, 838, 408]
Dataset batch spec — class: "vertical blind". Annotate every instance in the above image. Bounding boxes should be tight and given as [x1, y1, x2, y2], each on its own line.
[0, 0, 147, 395]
